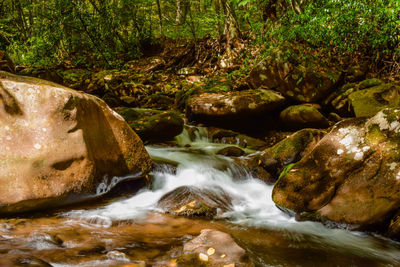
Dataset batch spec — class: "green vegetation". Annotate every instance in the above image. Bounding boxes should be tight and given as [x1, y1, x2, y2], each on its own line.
[0, 0, 399, 74]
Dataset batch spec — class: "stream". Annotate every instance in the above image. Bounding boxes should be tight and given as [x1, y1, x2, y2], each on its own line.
[1, 127, 400, 266]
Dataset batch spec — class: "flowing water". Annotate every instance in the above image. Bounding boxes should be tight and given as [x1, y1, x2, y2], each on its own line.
[1, 127, 400, 266]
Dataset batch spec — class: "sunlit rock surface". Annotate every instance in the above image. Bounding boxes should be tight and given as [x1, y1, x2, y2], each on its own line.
[186, 89, 285, 130]
[180, 229, 252, 267]
[273, 108, 400, 232]
[0, 71, 151, 213]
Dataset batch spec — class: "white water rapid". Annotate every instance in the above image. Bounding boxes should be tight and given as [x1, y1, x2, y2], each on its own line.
[62, 127, 400, 264]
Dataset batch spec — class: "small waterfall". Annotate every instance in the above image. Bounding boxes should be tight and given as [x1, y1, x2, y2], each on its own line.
[62, 129, 400, 264]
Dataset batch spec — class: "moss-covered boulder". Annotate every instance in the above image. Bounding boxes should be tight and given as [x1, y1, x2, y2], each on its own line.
[0, 71, 152, 214]
[280, 104, 330, 130]
[157, 186, 232, 218]
[272, 108, 400, 233]
[186, 89, 285, 130]
[0, 51, 15, 73]
[249, 45, 342, 103]
[324, 78, 384, 117]
[349, 83, 400, 117]
[115, 107, 184, 142]
[259, 128, 326, 180]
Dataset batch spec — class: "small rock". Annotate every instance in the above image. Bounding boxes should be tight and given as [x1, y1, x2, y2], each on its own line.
[280, 104, 330, 130]
[180, 229, 251, 266]
[217, 146, 245, 157]
[157, 186, 232, 218]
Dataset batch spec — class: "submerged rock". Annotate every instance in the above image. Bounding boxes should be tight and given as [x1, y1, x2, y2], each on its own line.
[115, 107, 184, 142]
[157, 186, 232, 218]
[280, 104, 330, 130]
[0, 71, 151, 214]
[180, 229, 252, 266]
[272, 108, 400, 233]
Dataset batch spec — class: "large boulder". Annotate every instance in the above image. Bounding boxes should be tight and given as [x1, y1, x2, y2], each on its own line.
[324, 78, 384, 117]
[272, 108, 400, 232]
[0, 71, 152, 214]
[0, 51, 15, 73]
[115, 107, 184, 142]
[349, 82, 400, 117]
[186, 89, 285, 130]
[249, 45, 342, 103]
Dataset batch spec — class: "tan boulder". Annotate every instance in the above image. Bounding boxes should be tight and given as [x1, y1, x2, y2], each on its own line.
[180, 229, 252, 266]
[0, 71, 151, 213]
[272, 108, 400, 232]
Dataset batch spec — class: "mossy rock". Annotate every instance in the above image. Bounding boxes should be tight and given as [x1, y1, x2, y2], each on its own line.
[272, 108, 400, 234]
[358, 78, 383, 89]
[349, 83, 400, 117]
[115, 107, 184, 142]
[280, 104, 330, 130]
[260, 128, 326, 180]
[249, 44, 342, 103]
[186, 89, 285, 131]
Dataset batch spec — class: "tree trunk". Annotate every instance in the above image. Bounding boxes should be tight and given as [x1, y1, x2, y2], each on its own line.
[156, 0, 163, 34]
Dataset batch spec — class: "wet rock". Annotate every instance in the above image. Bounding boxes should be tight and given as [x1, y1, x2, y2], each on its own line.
[186, 89, 285, 130]
[280, 104, 330, 130]
[217, 146, 245, 157]
[157, 186, 232, 218]
[0, 254, 52, 266]
[0, 51, 15, 73]
[209, 128, 267, 151]
[249, 45, 342, 103]
[349, 83, 400, 117]
[0, 71, 151, 214]
[179, 229, 252, 267]
[259, 129, 326, 180]
[115, 107, 184, 142]
[272, 108, 400, 232]
[234, 155, 274, 184]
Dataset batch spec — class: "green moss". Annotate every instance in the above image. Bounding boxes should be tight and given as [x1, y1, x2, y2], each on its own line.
[365, 124, 386, 146]
[359, 78, 383, 89]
